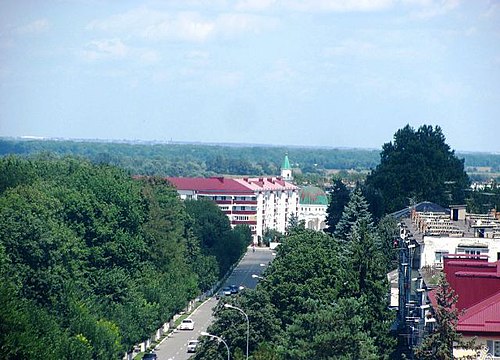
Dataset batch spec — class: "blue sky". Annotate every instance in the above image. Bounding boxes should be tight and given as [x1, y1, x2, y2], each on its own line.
[0, 0, 499, 152]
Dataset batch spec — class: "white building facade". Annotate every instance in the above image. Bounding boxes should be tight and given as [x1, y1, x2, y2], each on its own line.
[167, 176, 299, 243]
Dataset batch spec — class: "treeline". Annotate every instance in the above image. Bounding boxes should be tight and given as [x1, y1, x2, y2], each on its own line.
[0, 138, 382, 176]
[1, 138, 499, 179]
[0, 155, 249, 359]
[194, 188, 398, 359]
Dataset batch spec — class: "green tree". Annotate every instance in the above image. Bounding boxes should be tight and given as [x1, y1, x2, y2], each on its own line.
[325, 179, 351, 234]
[334, 186, 372, 241]
[414, 274, 478, 360]
[365, 125, 470, 216]
[336, 189, 396, 359]
[284, 298, 379, 360]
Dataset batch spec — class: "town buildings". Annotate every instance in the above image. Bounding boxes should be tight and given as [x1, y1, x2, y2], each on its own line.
[392, 202, 500, 358]
[167, 155, 328, 242]
[298, 185, 328, 231]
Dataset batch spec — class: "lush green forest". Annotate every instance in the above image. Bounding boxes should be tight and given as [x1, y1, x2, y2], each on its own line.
[0, 138, 380, 177]
[0, 156, 249, 359]
[1, 138, 499, 181]
[193, 188, 397, 359]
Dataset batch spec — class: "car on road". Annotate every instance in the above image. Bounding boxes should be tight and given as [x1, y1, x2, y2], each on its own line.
[187, 340, 199, 353]
[229, 284, 239, 294]
[143, 353, 158, 360]
[179, 318, 194, 330]
[222, 286, 232, 296]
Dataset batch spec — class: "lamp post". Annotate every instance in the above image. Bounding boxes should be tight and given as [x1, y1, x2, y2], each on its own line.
[200, 332, 230, 360]
[224, 304, 249, 360]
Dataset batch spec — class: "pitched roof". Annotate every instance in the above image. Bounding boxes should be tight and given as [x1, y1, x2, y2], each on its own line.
[166, 177, 254, 193]
[458, 290, 500, 334]
[167, 177, 298, 193]
[281, 154, 291, 170]
[389, 201, 450, 219]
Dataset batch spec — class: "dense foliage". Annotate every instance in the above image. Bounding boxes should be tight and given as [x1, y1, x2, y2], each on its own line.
[0, 156, 247, 359]
[365, 125, 470, 216]
[184, 198, 250, 279]
[1, 138, 498, 182]
[466, 181, 500, 214]
[0, 138, 380, 177]
[195, 190, 396, 359]
[325, 179, 351, 234]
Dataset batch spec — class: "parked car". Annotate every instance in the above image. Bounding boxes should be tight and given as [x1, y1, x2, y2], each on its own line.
[222, 287, 232, 296]
[187, 339, 199, 353]
[179, 318, 194, 330]
[229, 284, 239, 294]
[143, 353, 157, 360]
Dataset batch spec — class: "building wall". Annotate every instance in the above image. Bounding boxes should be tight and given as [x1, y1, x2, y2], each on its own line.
[420, 236, 500, 269]
[459, 336, 500, 359]
[170, 178, 299, 243]
[299, 204, 327, 231]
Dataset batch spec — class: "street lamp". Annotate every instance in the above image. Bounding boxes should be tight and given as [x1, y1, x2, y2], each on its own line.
[200, 332, 230, 360]
[224, 304, 249, 360]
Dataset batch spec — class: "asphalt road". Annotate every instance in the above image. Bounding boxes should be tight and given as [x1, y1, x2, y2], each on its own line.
[154, 246, 275, 360]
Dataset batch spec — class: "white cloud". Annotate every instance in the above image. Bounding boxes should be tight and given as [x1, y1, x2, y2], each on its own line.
[87, 7, 278, 42]
[324, 39, 422, 61]
[141, 11, 215, 42]
[81, 38, 161, 65]
[483, 2, 500, 18]
[235, 0, 277, 11]
[15, 19, 50, 34]
[82, 38, 129, 61]
[216, 13, 278, 36]
[262, 59, 296, 83]
[409, 0, 460, 19]
[289, 0, 395, 12]
[139, 50, 161, 64]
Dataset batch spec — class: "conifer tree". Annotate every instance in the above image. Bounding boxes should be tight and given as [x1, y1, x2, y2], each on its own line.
[325, 179, 350, 234]
[334, 186, 372, 241]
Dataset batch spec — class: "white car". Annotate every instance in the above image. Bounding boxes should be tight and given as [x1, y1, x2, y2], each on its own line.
[187, 340, 199, 353]
[179, 318, 194, 330]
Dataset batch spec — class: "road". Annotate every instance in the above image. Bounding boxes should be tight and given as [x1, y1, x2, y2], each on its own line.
[154, 246, 275, 360]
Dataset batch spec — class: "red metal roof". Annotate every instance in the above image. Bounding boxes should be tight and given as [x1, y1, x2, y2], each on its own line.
[458, 290, 500, 334]
[167, 176, 298, 194]
[166, 177, 254, 193]
[436, 259, 500, 335]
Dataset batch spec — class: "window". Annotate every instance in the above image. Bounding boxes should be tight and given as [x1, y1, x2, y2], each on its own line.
[434, 251, 449, 263]
[486, 340, 500, 356]
[456, 247, 487, 256]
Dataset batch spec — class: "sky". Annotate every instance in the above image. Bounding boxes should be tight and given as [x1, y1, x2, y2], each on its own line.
[0, 0, 499, 153]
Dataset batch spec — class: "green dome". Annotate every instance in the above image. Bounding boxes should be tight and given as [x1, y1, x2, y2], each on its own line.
[299, 186, 328, 206]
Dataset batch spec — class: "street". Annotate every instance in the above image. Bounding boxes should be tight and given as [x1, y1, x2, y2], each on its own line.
[154, 246, 275, 360]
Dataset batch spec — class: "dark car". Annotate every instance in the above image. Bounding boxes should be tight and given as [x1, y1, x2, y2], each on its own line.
[143, 353, 158, 360]
[229, 284, 239, 294]
[222, 286, 232, 296]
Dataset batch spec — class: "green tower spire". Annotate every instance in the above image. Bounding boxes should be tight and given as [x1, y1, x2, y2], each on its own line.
[282, 154, 291, 170]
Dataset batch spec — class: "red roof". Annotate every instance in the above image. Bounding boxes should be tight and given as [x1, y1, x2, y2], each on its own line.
[436, 259, 500, 335]
[166, 177, 254, 194]
[458, 290, 500, 334]
[166, 176, 298, 194]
